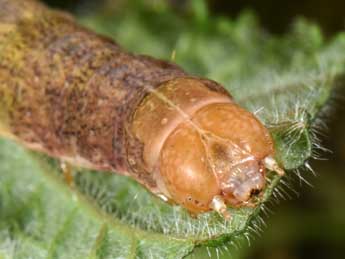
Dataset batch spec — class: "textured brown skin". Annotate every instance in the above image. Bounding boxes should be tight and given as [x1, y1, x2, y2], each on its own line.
[0, 0, 231, 195]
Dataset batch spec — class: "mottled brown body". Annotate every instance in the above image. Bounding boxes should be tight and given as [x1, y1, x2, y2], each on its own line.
[0, 0, 282, 216]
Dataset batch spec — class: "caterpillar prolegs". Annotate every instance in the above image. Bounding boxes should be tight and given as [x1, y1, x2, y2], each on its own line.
[0, 0, 284, 218]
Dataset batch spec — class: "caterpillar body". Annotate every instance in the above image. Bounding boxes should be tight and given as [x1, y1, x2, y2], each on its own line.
[0, 0, 284, 218]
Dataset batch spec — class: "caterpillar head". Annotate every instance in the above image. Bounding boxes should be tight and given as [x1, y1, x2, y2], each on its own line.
[159, 103, 284, 219]
[132, 78, 284, 219]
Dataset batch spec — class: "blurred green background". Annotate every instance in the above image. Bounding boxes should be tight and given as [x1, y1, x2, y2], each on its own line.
[41, 1, 345, 258]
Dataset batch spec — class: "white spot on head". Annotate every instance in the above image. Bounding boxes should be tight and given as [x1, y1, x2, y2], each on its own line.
[264, 156, 285, 176]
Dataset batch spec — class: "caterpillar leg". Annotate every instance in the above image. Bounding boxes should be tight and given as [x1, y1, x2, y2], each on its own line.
[60, 161, 74, 186]
[210, 195, 231, 220]
[264, 156, 285, 176]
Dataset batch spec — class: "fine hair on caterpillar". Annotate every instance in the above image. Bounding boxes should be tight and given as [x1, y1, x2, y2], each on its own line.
[0, 0, 285, 219]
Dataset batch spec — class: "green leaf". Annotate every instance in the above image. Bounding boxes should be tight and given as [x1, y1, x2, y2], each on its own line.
[1, 1, 345, 258]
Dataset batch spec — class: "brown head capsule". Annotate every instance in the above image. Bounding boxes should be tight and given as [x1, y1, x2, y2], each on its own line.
[0, 0, 284, 219]
[133, 78, 284, 218]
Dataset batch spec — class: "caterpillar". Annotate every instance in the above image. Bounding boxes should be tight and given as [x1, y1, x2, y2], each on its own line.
[0, 0, 284, 219]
